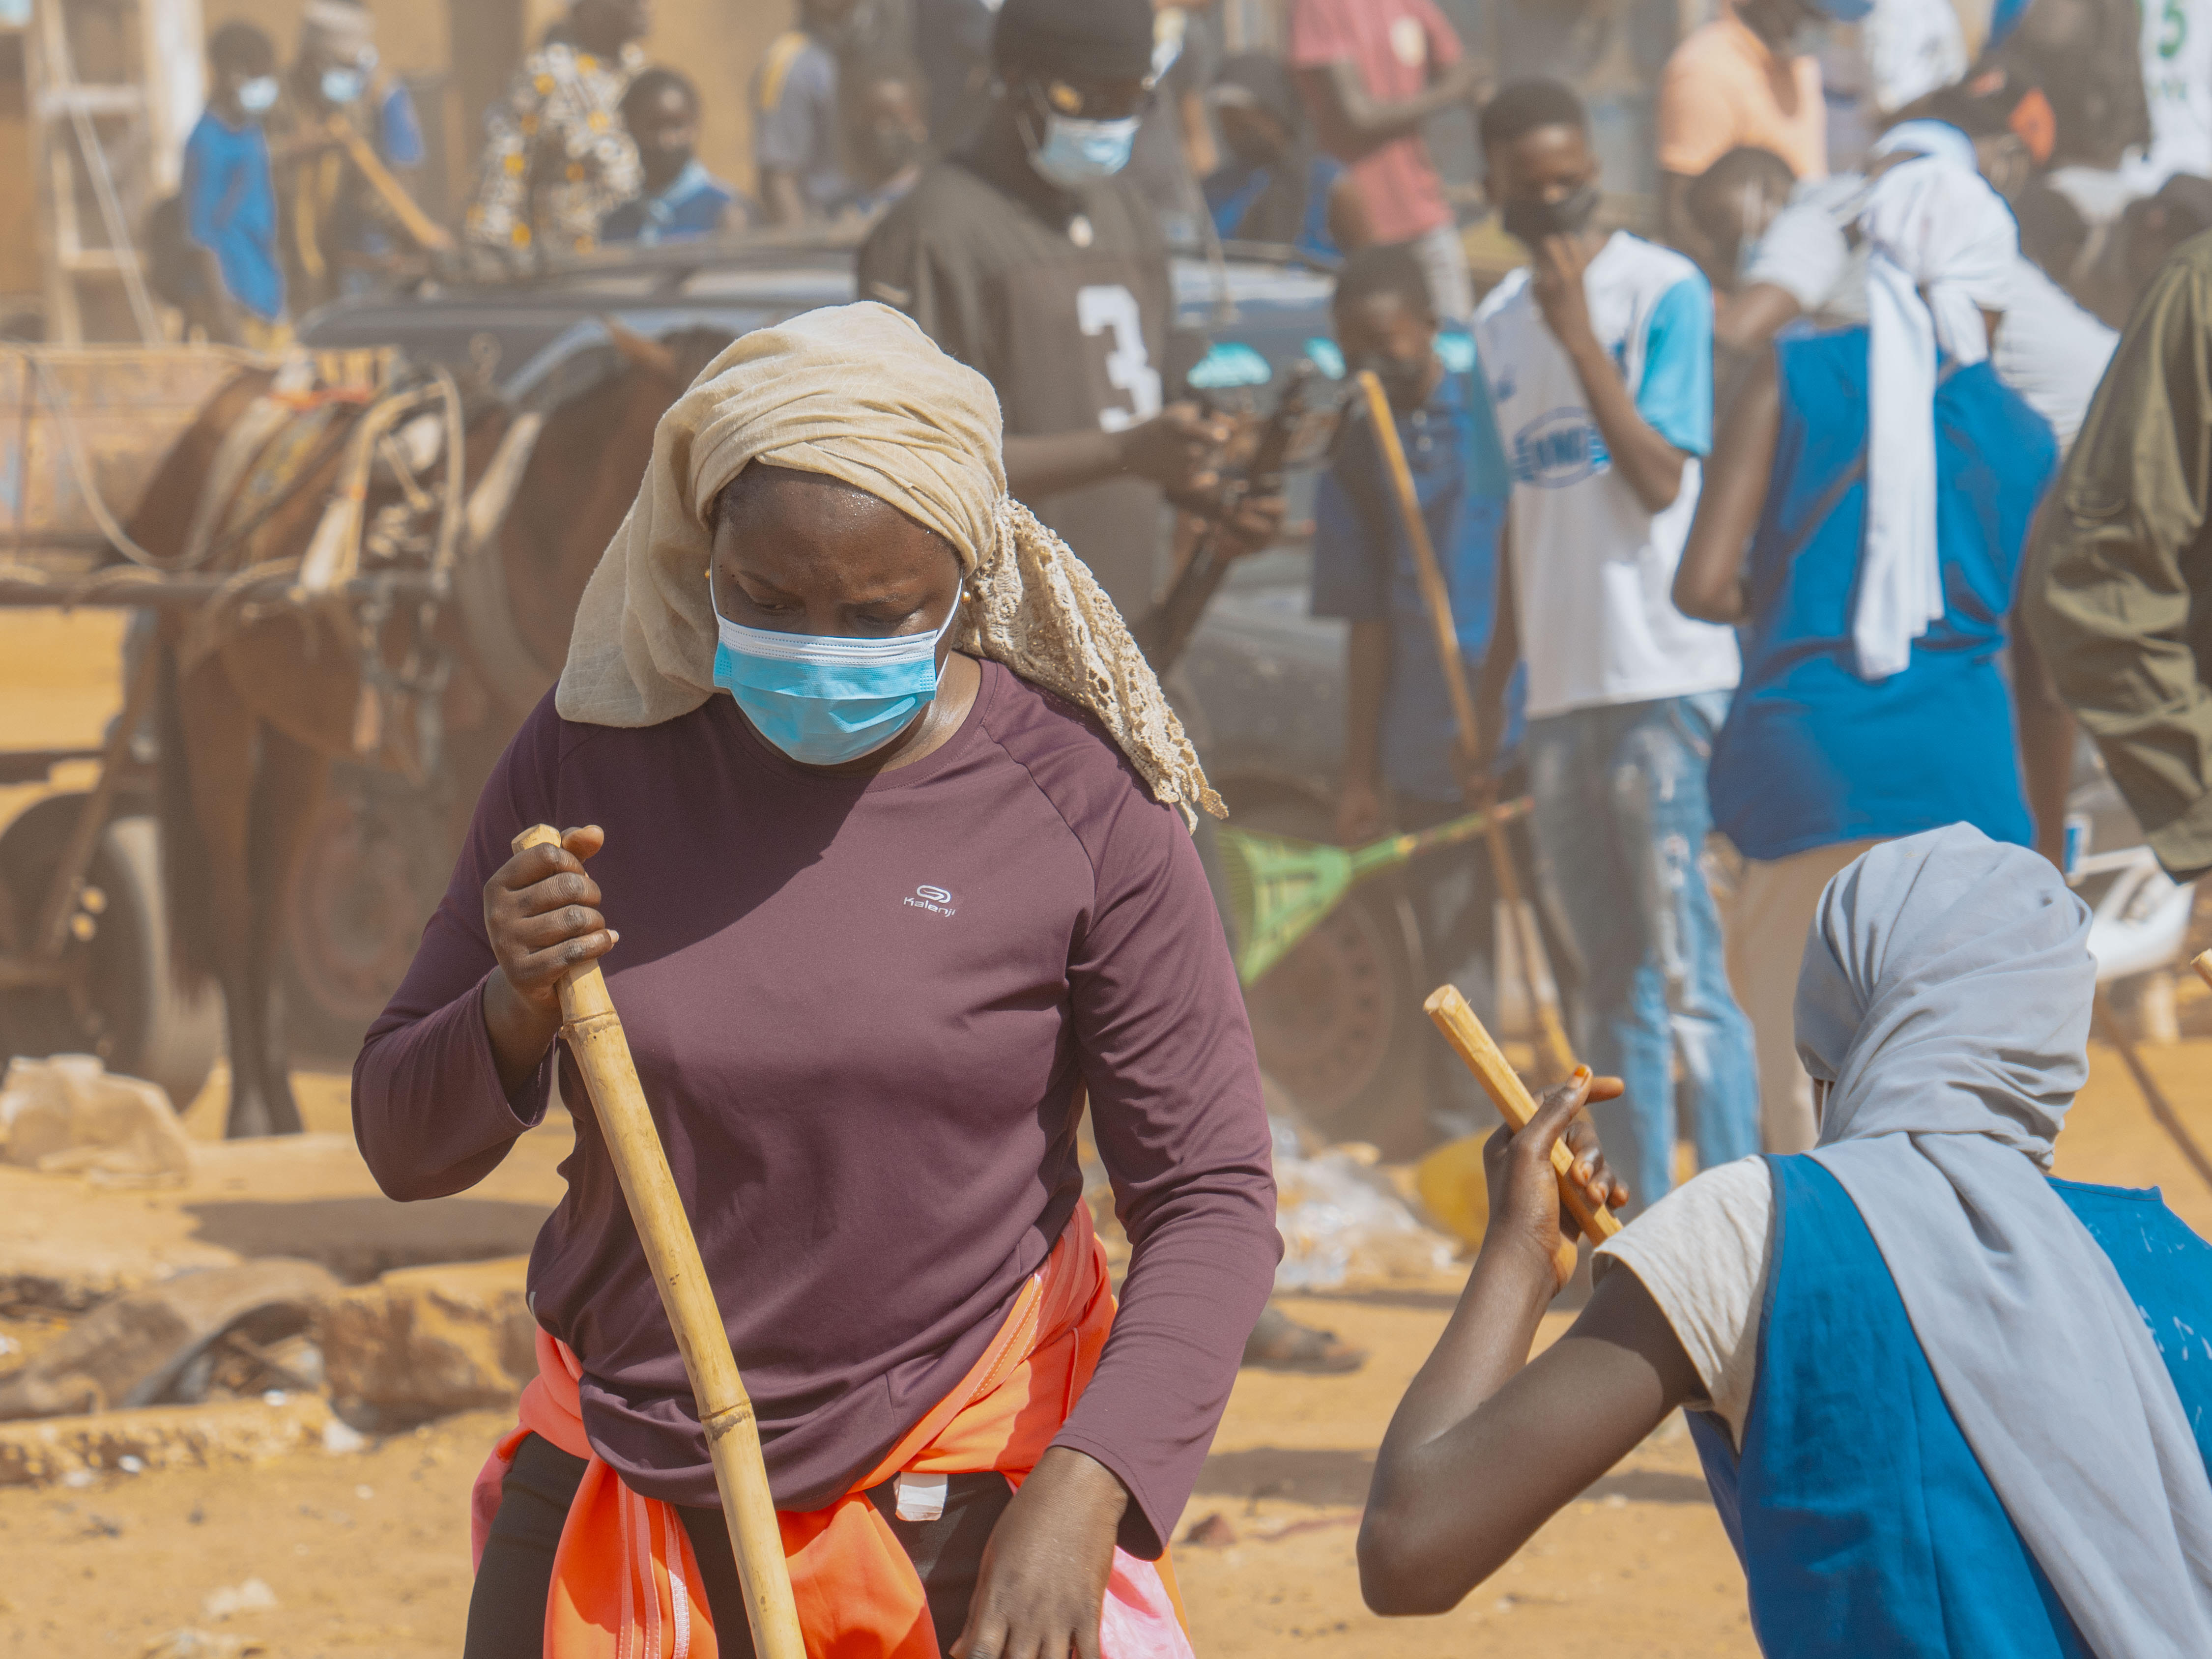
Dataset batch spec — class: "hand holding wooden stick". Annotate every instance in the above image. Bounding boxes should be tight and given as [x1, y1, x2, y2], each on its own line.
[1425, 983, 1623, 1244]
[511, 825, 804, 1659]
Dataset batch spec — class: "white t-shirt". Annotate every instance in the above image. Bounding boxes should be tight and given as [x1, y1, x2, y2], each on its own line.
[1592, 1155, 1775, 1450]
[1474, 232, 1741, 720]
[2139, 0, 2212, 186]
[1746, 187, 2119, 454]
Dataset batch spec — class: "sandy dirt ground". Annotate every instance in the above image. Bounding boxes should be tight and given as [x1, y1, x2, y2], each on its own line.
[5, 607, 2212, 1657]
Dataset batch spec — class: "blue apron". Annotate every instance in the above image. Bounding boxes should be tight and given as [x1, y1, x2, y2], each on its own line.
[1707, 326, 2056, 862]
[1689, 1154, 2212, 1656]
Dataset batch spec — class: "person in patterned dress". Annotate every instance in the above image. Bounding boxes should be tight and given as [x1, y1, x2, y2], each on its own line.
[465, 0, 652, 261]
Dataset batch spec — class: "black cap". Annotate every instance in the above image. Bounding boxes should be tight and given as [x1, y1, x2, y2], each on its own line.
[993, 0, 1155, 82]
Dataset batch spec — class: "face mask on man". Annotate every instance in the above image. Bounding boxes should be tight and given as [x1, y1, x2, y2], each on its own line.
[1499, 183, 1601, 249]
[710, 579, 962, 766]
[1029, 114, 1141, 191]
[237, 76, 280, 114]
[321, 65, 368, 104]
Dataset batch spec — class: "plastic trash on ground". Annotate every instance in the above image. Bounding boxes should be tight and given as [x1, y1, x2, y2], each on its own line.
[0, 1054, 192, 1181]
[1270, 1117, 1457, 1292]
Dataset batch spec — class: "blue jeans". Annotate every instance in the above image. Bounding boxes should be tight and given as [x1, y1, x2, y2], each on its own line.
[1525, 692, 1759, 1212]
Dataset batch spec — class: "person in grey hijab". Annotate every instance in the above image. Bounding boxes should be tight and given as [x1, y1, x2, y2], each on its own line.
[1354, 824, 2212, 1656]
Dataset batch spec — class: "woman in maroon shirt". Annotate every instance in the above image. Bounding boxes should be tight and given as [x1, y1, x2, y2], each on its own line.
[353, 303, 1279, 1658]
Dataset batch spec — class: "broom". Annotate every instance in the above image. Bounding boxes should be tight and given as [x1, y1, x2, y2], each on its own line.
[1352, 370, 1579, 1083]
[512, 826, 805, 1659]
[1219, 798, 1532, 985]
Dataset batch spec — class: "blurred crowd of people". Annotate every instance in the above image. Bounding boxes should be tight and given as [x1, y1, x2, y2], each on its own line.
[163, 0, 2212, 1196]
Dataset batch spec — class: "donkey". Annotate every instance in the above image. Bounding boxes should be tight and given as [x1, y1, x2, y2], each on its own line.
[128, 326, 731, 1137]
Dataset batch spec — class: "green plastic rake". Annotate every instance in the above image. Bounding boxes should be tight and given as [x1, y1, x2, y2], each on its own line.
[1218, 798, 1534, 986]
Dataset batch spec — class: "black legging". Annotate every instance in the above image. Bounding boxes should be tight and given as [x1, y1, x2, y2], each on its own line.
[463, 1434, 1014, 1658]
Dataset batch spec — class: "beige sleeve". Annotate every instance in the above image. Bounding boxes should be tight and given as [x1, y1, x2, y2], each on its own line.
[1591, 1157, 1774, 1449]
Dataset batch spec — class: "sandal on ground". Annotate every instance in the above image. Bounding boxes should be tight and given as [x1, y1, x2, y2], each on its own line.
[1240, 1305, 1367, 1374]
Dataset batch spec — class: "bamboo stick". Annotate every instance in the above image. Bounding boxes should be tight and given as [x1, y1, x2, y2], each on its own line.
[1424, 983, 1622, 1244]
[325, 114, 457, 253]
[512, 826, 804, 1659]
[1355, 370, 1579, 1082]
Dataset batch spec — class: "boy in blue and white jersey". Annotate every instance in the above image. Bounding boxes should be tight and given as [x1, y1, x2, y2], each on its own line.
[1471, 79, 1756, 1213]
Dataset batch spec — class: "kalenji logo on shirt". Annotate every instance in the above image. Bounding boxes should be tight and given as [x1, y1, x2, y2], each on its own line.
[1513, 407, 1611, 489]
[905, 884, 956, 918]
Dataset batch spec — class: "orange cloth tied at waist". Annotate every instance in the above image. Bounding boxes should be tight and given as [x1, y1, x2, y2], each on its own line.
[469, 1203, 1193, 1659]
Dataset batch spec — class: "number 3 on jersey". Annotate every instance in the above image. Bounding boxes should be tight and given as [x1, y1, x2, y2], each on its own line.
[1078, 284, 1163, 433]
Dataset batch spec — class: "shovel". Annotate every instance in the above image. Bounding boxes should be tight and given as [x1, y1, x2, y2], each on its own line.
[1220, 799, 1532, 985]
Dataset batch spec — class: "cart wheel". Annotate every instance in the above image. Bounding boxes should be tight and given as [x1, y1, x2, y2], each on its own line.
[0, 799, 222, 1111]
[1231, 795, 1430, 1157]
[282, 772, 444, 1061]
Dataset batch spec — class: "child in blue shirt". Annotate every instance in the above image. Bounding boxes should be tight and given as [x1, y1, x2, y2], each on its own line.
[1311, 244, 1550, 1142]
[602, 69, 750, 246]
[181, 22, 284, 345]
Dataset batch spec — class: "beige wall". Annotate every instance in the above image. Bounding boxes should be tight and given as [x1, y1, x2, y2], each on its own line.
[203, 0, 451, 77]
[648, 0, 789, 201]
[0, 34, 32, 302]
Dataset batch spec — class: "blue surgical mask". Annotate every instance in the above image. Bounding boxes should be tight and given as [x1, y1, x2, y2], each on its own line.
[238, 76, 279, 114]
[711, 588, 961, 766]
[1030, 114, 1140, 190]
[321, 65, 367, 105]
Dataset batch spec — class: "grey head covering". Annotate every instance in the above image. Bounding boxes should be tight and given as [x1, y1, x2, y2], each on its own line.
[1797, 824, 2212, 1658]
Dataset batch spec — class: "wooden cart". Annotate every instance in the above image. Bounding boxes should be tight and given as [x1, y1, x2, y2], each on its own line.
[0, 345, 447, 1109]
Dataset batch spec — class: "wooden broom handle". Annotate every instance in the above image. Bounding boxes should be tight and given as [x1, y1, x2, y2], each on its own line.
[513, 827, 805, 1659]
[326, 112, 456, 253]
[1355, 371, 1483, 756]
[1424, 984, 1622, 1243]
[1358, 370, 1580, 1082]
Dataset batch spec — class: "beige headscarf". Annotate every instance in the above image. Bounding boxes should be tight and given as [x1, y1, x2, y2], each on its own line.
[555, 303, 1223, 822]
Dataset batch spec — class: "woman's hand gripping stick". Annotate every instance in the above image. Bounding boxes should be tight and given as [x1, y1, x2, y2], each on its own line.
[511, 826, 805, 1659]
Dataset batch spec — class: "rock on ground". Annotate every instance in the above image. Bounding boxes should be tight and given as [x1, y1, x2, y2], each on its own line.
[318, 1258, 535, 1428]
[0, 1392, 332, 1487]
[0, 1260, 338, 1421]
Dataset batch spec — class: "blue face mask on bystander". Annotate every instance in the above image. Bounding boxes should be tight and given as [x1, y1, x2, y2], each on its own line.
[710, 580, 961, 766]
[1030, 114, 1140, 189]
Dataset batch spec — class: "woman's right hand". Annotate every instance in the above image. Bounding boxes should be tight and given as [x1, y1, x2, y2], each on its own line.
[1481, 1067, 1629, 1293]
[479, 825, 614, 1090]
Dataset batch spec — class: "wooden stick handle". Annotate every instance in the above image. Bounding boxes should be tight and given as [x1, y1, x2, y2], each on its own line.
[1355, 370, 1483, 756]
[1424, 983, 1622, 1243]
[329, 113, 456, 253]
[1480, 823, 1580, 1084]
[1359, 369, 1580, 1084]
[513, 826, 805, 1659]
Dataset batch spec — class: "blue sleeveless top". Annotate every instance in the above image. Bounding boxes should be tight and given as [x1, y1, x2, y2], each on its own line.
[1707, 326, 2057, 862]
[1688, 1156, 2212, 1656]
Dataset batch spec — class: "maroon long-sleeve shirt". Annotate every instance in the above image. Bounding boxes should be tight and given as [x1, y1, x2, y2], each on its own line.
[352, 663, 1278, 1553]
